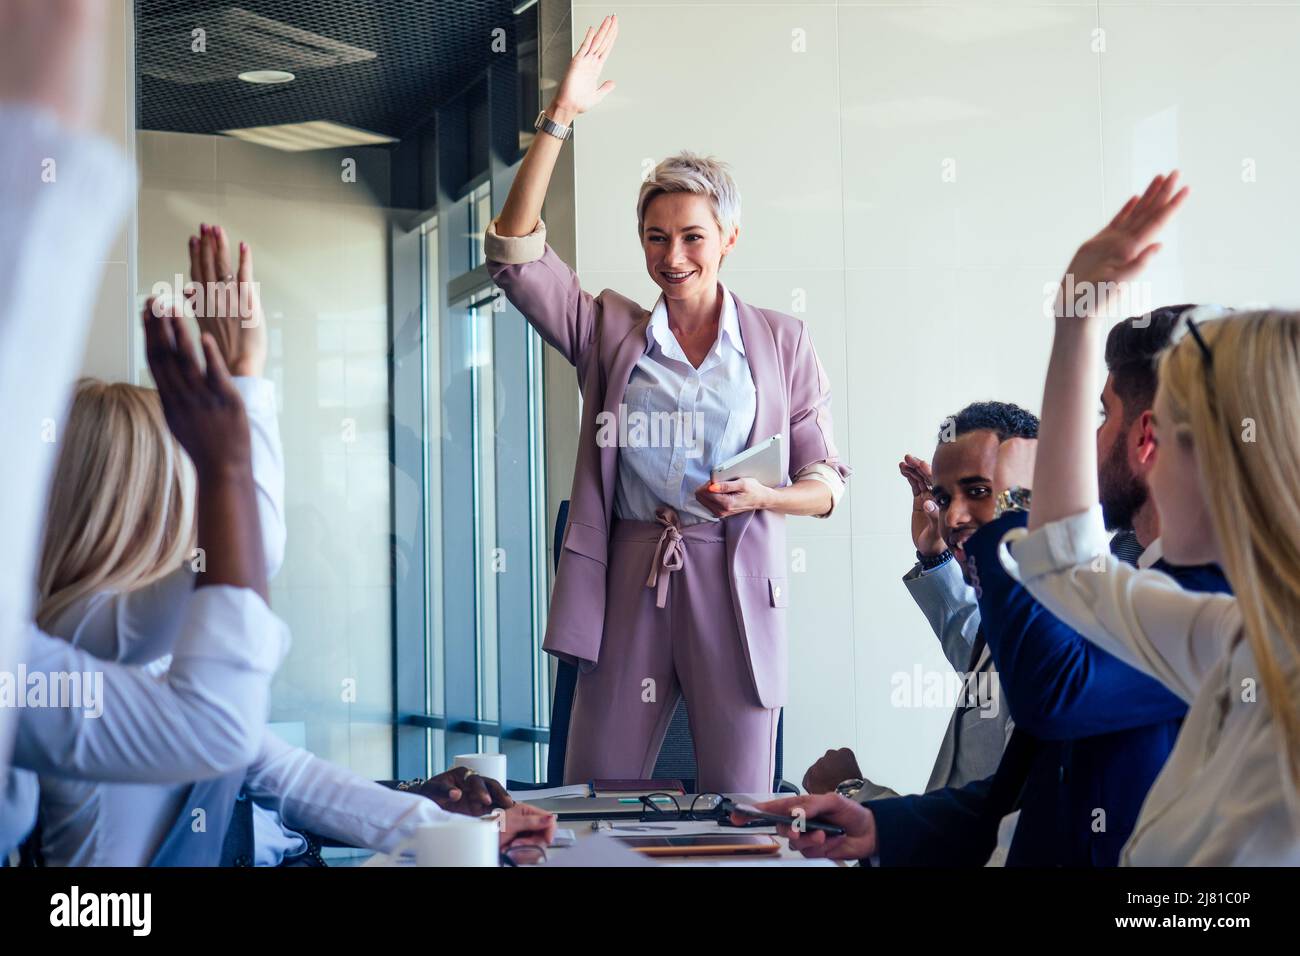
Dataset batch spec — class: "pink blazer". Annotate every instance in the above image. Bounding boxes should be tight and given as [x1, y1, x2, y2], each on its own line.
[486, 221, 850, 708]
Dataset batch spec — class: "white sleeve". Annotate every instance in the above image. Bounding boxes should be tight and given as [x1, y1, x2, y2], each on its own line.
[1000, 505, 1240, 702]
[11, 586, 289, 782]
[52, 376, 287, 668]
[0, 105, 134, 767]
[243, 731, 454, 854]
[234, 376, 286, 580]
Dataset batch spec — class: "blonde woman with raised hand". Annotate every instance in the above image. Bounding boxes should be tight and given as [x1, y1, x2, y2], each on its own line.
[487, 15, 850, 791]
[998, 171, 1300, 864]
[36, 228, 555, 865]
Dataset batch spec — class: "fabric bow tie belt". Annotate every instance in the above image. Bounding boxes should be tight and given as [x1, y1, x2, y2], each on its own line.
[646, 506, 685, 609]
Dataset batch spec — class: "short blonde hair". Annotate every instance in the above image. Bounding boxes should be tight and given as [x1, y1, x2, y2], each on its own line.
[1159, 310, 1300, 787]
[636, 151, 741, 239]
[36, 380, 196, 631]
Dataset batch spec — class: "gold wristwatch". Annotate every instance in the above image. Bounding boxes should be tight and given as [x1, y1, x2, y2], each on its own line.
[993, 486, 1032, 519]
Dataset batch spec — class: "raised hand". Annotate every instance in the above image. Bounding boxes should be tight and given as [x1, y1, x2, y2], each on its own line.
[143, 298, 266, 599]
[900, 454, 944, 557]
[186, 224, 268, 378]
[551, 15, 618, 118]
[1057, 171, 1190, 320]
[143, 298, 251, 479]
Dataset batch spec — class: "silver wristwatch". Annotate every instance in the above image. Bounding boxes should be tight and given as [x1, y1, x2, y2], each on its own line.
[534, 110, 572, 141]
[993, 486, 1033, 519]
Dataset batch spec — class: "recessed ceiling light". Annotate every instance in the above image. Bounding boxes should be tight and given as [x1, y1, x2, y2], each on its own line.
[220, 120, 397, 152]
[238, 69, 296, 84]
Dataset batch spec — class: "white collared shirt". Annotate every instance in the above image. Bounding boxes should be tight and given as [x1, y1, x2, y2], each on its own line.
[614, 283, 757, 525]
[1001, 506, 1300, 865]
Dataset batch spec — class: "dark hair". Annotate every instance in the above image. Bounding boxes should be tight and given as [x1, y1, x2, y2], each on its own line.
[1104, 305, 1197, 421]
[942, 401, 1039, 442]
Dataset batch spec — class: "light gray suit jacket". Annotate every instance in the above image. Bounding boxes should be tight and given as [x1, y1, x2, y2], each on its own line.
[854, 557, 1012, 801]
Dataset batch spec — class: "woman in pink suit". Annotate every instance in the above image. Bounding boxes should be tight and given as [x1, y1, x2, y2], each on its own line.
[487, 15, 850, 793]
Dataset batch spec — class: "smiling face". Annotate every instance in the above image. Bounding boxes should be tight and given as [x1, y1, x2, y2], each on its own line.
[930, 430, 1001, 568]
[640, 192, 737, 303]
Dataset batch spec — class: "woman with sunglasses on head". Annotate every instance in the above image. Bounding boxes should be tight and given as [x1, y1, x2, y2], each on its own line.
[996, 171, 1300, 864]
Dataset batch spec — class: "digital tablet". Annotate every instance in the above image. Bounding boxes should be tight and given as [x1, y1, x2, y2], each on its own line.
[711, 434, 782, 488]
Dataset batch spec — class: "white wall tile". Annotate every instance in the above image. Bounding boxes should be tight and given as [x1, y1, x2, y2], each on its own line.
[1097, 3, 1300, 306]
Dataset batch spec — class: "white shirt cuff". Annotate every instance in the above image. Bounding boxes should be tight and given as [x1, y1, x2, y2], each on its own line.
[997, 505, 1110, 582]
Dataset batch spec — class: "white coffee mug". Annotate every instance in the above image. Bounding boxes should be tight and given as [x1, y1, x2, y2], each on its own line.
[393, 818, 499, 867]
[453, 752, 507, 784]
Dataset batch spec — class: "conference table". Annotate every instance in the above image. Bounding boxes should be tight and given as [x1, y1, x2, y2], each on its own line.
[342, 793, 845, 867]
[527, 791, 842, 867]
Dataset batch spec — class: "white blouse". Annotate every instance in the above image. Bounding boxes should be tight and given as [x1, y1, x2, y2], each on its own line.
[613, 284, 844, 525]
[1000, 505, 1300, 866]
[615, 285, 756, 525]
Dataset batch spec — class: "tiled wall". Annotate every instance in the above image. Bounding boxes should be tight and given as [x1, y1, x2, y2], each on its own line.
[135, 131, 395, 778]
[570, 0, 1300, 793]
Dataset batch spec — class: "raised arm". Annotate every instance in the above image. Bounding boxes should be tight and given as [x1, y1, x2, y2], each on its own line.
[898, 454, 981, 664]
[495, 16, 617, 239]
[61, 227, 284, 665]
[1029, 172, 1188, 532]
[485, 16, 619, 374]
[188, 224, 283, 574]
[14, 301, 290, 781]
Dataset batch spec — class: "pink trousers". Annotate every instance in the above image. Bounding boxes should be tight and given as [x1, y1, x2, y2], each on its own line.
[562, 508, 780, 793]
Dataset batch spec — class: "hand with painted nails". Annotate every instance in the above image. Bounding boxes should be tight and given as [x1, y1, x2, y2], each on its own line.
[186, 224, 268, 378]
[900, 454, 944, 557]
[694, 476, 772, 519]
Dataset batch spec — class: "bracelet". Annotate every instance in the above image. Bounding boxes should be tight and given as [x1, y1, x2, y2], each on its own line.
[395, 778, 425, 792]
[917, 549, 952, 571]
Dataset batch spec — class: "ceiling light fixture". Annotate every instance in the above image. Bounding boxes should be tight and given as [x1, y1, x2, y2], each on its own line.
[220, 120, 397, 152]
[238, 69, 296, 84]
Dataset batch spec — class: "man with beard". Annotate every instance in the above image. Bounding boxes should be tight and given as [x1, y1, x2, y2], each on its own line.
[776, 307, 1232, 866]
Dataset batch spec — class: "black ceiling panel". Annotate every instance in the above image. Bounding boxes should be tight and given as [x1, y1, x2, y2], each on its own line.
[136, 0, 520, 141]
